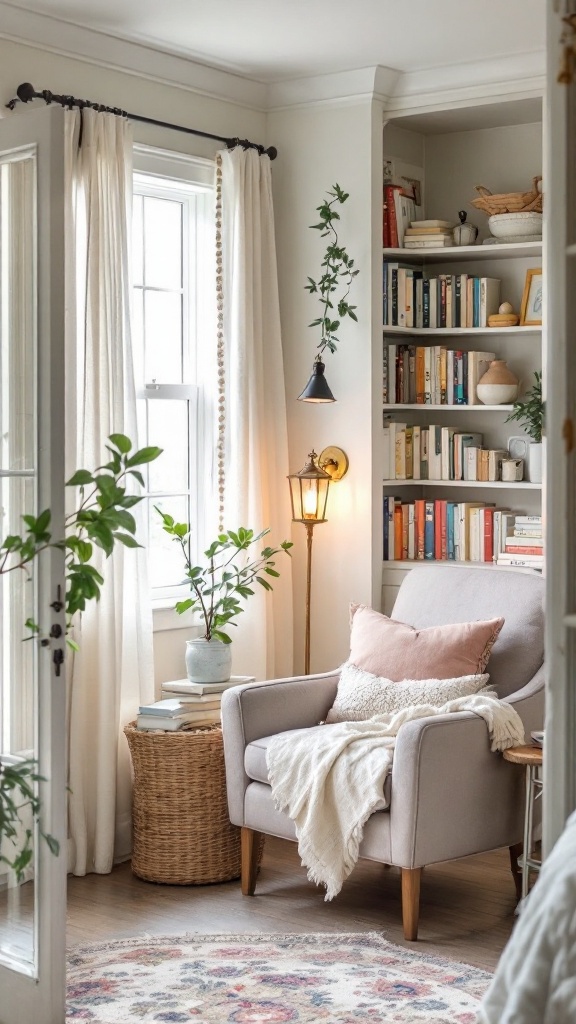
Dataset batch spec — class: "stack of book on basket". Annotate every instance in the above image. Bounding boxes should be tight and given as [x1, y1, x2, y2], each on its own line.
[136, 675, 256, 731]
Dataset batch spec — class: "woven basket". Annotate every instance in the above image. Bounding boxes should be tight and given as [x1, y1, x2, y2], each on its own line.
[471, 176, 543, 216]
[125, 723, 243, 885]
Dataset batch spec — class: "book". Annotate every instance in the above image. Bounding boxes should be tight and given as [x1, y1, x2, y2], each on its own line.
[160, 676, 255, 696]
[504, 535, 545, 547]
[410, 219, 454, 229]
[404, 238, 453, 249]
[160, 692, 222, 709]
[404, 227, 453, 237]
[467, 351, 496, 406]
[136, 708, 221, 731]
[424, 500, 435, 559]
[139, 698, 205, 716]
[479, 278, 501, 327]
[505, 544, 544, 555]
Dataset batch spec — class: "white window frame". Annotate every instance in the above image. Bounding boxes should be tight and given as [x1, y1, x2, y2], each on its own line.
[133, 148, 217, 624]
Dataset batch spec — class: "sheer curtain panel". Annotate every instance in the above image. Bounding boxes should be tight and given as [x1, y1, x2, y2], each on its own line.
[218, 147, 293, 680]
[65, 109, 154, 875]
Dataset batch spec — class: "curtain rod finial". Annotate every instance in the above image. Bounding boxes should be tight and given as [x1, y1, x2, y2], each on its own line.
[17, 82, 36, 103]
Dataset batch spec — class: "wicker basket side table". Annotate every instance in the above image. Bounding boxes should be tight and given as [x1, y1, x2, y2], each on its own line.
[124, 723, 241, 885]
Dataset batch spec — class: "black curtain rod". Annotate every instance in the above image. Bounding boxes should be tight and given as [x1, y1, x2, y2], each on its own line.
[6, 82, 278, 160]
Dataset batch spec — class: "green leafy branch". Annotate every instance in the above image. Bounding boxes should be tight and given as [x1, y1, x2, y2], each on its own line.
[155, 514, 292, 643]
[505, 371, 544, 443]
[305, 183, 359, 356]
[0, 758, 58, 881]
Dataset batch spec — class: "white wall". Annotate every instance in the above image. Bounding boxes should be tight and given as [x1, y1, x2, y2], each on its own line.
[268, 100, 383, 674]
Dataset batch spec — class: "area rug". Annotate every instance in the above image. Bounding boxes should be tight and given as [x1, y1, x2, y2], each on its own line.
[66, 931, 492, 1023]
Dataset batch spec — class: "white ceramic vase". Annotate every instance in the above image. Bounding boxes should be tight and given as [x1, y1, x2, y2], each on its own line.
[527, 442, 543, 484]
[185, 638, 232, 683]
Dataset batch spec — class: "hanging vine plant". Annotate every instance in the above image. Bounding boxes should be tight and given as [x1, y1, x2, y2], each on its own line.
[298, 183, 359, 403]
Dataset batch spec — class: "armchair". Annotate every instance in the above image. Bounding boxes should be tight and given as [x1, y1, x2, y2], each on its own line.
[221, 565, 544, 940]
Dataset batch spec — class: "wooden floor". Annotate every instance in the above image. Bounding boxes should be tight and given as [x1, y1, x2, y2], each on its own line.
[66, 836, 519, 972]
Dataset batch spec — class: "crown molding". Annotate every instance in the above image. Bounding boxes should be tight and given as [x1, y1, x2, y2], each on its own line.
[268, 65, 400, 111]
[386, 50, 545, 116]
[0, 2, 268, 111]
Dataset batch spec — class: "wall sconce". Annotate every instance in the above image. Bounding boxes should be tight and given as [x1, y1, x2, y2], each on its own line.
[297, 357, 336, 403]
[288, 447, 349, 674]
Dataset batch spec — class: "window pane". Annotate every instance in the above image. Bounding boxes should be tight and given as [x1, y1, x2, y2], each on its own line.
[132, 195, 143, 287]
[144, 197, 182, 290]
[148, 496, 190, 590]
[131, 288, 144, 388]
[147, 400, 189, 494]
[144, 291, 183, 383]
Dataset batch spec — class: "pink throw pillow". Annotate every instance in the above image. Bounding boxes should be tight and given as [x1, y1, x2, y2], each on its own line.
[349, 605, 504, 681]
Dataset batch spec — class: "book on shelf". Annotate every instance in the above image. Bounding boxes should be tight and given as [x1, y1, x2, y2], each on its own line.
[410, 219, 454, 229]
[382, 264, 502, 330]
[159, 675, 256, 696]
[136, 708, 221, 731]
[160, 693, 222, 709]
[404, 238, 453, 249]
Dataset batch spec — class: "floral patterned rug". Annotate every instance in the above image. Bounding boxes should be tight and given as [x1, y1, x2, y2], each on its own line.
[67, 931, 492, 1023]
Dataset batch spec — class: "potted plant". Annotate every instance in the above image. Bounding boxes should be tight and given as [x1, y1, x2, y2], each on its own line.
[0, 433, 162, 879]
[298, 183, 359, 402]
[506, 371, 544, 482]
[156, 514, 292, 683]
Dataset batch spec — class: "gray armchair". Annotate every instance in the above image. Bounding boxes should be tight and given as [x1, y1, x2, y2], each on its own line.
[221, 565, 544, 940]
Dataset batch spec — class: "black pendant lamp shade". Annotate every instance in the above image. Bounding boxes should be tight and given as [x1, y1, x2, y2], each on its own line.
[297, 358, 336, 403]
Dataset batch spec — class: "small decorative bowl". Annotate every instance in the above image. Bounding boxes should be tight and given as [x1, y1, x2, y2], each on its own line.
[488, 212, 542, 239]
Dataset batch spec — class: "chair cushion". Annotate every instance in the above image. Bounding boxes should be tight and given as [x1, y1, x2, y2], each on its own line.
[349, 604, 504, 681]
[326, 663, 491, 723]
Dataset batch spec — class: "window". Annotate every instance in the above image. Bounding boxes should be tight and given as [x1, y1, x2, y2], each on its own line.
[132, 156, 216, 604]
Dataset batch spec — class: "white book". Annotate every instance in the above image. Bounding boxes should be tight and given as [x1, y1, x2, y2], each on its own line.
[423, 347, 432, 403]
[428, 425, 442, 480]
[160, 675, 255, 696]
[410, 219, 454, 229]
[469, 507, 482, 562]
[136, 708, 221, 731]
[488, 449, 508, 481]
[505, 535, 544, 547]
[464, 446, 480, 482]
[513, 528, 543, 538]
[408, 504, 416, 560]
[139, 698, 198, 717]
[500, 513, 517, 553]
[497, 554, 544, 567]
[479, 278, 501, 327]
[382, 423, 391, 480]
[441, 426, 455, 480]
[161, 691, 222, 709]
[514, 515, 543, 524]
[429, 283, 438, 330]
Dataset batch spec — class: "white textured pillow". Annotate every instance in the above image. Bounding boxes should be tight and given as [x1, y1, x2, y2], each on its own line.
[326, 662, 491, 723]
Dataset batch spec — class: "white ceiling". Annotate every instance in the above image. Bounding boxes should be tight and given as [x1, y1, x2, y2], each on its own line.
[4, 0, 546, 83]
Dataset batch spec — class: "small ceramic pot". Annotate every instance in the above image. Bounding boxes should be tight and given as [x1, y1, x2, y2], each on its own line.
[476, 359, 519, 405]
[501, 458, 524, 482]
[185, 638, 232, 683]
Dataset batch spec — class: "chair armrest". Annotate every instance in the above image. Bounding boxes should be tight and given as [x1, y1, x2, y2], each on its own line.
[389, 703, 535, 868]
[221, 671, 339, 826]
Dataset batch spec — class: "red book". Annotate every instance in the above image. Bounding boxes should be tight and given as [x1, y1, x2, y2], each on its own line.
[415, 499, 426, 560]
[440, 501, 448, 560]
[483, 507, 494, 562]
[394, 502, 403, 560]
[384, 185, 402, 248]
[383, 197, 390, 247]
[504, 545, 544, 556]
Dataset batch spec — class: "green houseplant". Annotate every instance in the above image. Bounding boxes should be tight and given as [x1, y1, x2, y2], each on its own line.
[298, 183, 359, 402]
[506, 371, 544, 483]
[156, 513, 292, 682]
[0, 433, 162, 879]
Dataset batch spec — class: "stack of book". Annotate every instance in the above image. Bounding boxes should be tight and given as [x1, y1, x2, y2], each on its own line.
[136, 675, 256, 731]
[383, 499, 528, 565]
[383, 184, 420, 248]
[497, 515, 544, 570]
[383, 264, 501, 329]
[384, 345, 496, 406]
[403, 220, 455, 249]
[383, 424, 510, 483]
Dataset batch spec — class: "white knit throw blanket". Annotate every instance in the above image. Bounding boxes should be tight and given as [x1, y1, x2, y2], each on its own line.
[266, 693, 525, 901]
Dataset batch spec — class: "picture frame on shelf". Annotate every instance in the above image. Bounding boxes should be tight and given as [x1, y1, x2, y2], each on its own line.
[520, 268, 543, 326]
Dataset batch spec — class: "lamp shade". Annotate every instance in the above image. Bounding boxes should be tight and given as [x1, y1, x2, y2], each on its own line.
[288, 451, 331, 523]
[297, 359, 336, 403]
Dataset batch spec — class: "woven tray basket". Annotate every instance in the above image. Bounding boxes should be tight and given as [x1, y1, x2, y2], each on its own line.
[471, 175, 543, 216]
[125, 723, 242, 885]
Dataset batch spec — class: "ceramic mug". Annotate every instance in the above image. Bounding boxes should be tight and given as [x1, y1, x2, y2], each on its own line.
[501, 458, 524, 482]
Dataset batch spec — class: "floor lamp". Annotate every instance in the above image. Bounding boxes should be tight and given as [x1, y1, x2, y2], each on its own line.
[288, 447, 349, 674]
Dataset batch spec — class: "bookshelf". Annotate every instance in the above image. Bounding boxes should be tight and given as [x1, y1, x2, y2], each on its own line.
[380, 101, 543, 610]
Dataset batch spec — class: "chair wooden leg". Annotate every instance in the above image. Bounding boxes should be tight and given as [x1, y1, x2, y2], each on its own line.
[509, 842, 523, 902]
[241, 827, 262, 896]
[401, 867, 422, 941]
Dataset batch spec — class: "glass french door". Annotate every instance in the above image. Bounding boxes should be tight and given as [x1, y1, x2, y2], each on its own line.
[0, 105, 67, 1022]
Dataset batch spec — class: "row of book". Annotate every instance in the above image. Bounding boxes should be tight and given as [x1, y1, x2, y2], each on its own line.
[136, 675, 255, 731]
[384, 424, 510, 483]
[383, 345, 496, 406]
[383, 500, 543, 568]
[383, 263, 501, 329]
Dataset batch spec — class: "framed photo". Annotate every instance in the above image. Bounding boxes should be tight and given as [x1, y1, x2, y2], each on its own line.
[520, 268, 542, 326]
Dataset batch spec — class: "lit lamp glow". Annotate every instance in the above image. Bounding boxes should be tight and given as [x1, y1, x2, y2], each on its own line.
[288, 448, 348, 674]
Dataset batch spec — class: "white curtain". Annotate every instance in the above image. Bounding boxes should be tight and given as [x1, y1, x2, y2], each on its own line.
[218, 147, 293, 680]
[64, 109, 154, 874]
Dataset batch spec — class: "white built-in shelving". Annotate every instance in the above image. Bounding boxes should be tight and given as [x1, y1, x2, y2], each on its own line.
[380, 98, 543, 608]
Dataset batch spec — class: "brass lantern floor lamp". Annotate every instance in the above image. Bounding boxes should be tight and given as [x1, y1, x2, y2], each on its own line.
[288, 447, 349, 675]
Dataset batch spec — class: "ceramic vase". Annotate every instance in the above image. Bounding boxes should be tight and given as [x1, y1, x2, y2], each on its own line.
[185, 638, 232, 683]
[527, 442, 543, 484]
[475, 359, 519, 405]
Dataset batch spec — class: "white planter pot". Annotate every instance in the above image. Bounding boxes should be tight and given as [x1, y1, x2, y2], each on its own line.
[185, 638, 232, 684]
[527, 442, 543, 484]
